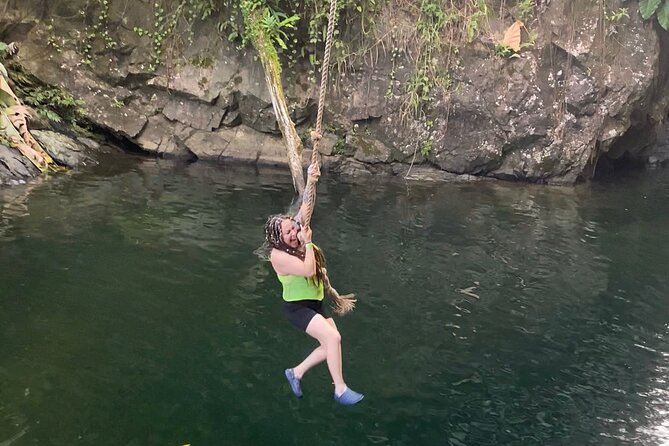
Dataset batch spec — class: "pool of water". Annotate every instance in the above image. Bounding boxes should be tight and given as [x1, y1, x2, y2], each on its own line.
[1, 157, 668, 445]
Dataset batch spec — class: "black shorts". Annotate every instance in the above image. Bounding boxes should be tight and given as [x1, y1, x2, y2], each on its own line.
[282, 299, 326, 331]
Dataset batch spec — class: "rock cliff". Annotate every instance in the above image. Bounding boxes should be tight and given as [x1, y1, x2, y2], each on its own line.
[1, 0, 668, 185]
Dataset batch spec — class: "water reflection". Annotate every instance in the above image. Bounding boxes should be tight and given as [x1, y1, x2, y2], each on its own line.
[639, 326, 669, 445]
[0, 159, 668, 445]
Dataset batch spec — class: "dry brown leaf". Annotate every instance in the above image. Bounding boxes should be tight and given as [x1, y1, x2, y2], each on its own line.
[8, 135, 48, 171]
[0, 75, 19, 105]
[6, 105, 32, 138]
[502, 20, 524, 52]
[2, 107, 55, 171]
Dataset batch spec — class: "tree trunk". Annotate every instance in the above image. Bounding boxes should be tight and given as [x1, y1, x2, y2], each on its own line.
[246, 11, 305, 195]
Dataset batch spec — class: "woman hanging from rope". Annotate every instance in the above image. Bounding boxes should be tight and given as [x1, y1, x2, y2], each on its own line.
[263, 160, 363, 406]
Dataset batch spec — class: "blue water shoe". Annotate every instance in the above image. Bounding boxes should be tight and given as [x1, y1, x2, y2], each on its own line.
[284, 368, 302, 398]
[334, 387, 364, 406]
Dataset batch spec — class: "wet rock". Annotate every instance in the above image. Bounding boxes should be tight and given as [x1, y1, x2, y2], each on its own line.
[76, 137, 101, 151]
[333, 158, 374, 177]
[32, 130, 93, 167]
[391, 164, 485, 182]
[183, 124, 285, 164]
[0, 143, 38, 184]
[349, 134, 393, 163]
[238, 93, 279, 134]
[162, 98, 226, 131]
[148, 54, 238, 103]
[221, 108, 241, 127]
[133, 114, 194, 158]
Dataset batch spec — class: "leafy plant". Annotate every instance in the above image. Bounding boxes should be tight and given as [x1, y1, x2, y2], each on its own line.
[81, 0, 117, 65]
[420, 139, 433, 157]
[639, 0, 669, 30]
[495, 41, 521, 58]
[259, 8, 299, 50]
[605, 7, 630, 22]
[7, 64, 86, 127]
[517, 0, 535, 22]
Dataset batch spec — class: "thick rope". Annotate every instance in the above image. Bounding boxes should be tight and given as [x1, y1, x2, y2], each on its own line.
[300, 0, 356, 315]
[301, 0, 338, 229]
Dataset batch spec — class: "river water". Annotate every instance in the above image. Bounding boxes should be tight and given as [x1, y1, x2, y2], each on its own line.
[1, 157, 668, 445]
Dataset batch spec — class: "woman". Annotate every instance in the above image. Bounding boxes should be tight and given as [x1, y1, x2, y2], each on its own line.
[264, 167, 363, 406]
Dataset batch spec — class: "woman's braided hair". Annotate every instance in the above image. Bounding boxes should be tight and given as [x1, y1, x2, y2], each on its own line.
[264, 214, 325, 286]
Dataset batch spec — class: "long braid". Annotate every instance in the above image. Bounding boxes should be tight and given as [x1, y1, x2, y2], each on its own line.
[264, 214, 301, 258]
[264, 214, 325, 286]
[263, 214, 355, 315]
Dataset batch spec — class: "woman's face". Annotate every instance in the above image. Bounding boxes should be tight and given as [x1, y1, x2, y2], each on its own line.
[280, 218, 300, 249]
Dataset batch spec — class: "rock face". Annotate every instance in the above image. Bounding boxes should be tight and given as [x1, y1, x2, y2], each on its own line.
[0, 130, 101, 186]
[0, 142, 39, 185]
[2, 0, 669, 185]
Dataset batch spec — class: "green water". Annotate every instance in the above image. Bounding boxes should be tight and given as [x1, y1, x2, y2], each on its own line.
[1, 157, 668, 445]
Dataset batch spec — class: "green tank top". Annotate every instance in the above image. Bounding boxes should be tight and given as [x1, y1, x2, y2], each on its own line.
[277, 274, 324, 302]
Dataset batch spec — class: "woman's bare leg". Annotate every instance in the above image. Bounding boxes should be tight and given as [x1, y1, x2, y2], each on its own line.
[292, 345, 326, 379]
[292, 318, 339, 379]
[304, 314, 347, 395]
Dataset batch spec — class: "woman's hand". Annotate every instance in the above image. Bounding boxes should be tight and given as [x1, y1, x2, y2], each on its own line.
[308, 163, 320, 181]
[300, 225, 313, 244]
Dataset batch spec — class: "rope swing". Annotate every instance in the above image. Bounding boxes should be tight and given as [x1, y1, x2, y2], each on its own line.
[300, 0, 337, 228]
[294, 0, 357, 315]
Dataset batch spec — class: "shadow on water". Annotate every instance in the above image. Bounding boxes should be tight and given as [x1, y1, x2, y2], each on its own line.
[1, 158, 668, 445]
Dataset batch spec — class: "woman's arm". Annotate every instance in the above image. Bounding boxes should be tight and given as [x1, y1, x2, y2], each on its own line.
[270, 247, 316, 277]
[269, 225, 316, 277]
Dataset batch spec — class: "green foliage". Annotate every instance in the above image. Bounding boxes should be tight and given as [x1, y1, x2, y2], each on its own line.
[404, 70, 433, 118]
[75, 0, 474, 121]
[239, 0, 282, 74]
[640, 0, 662, 19]
[465, 0, 489, 43]
[45, 22, 64, 53]
[82, 0, 117, 66]
[517, 0, 535, 22]
[70, 0, 512, 128]
[238, 0, 299, 55]
[23, 87, 86, 125]
[333, 137, 354, 155]
[639, 0, 669, 29]
[7, 64, 86, 127]
[419, 139, 433, 157]
[396, 0, 488, 120]
[495, 42, 521, 58]
[657, 0, 669, 29]
[259, 8, 300, 49]
[190, 54, 214, 68]
[80, 0, 227, 70]
[605, 7, 630, 22]
[132, 2, 182, 71]
[0, 42, 7, 55]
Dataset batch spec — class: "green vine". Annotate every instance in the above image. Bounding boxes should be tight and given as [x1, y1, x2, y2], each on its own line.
[70, 0, 536, 127]
[82, 0, 117, 66]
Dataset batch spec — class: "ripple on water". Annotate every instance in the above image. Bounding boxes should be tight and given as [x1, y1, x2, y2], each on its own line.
[1, 163, 669, 445]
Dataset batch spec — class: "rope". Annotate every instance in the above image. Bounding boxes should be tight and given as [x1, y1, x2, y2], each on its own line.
[301, 0, 356, 315]
[300, 0, 338, 229]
